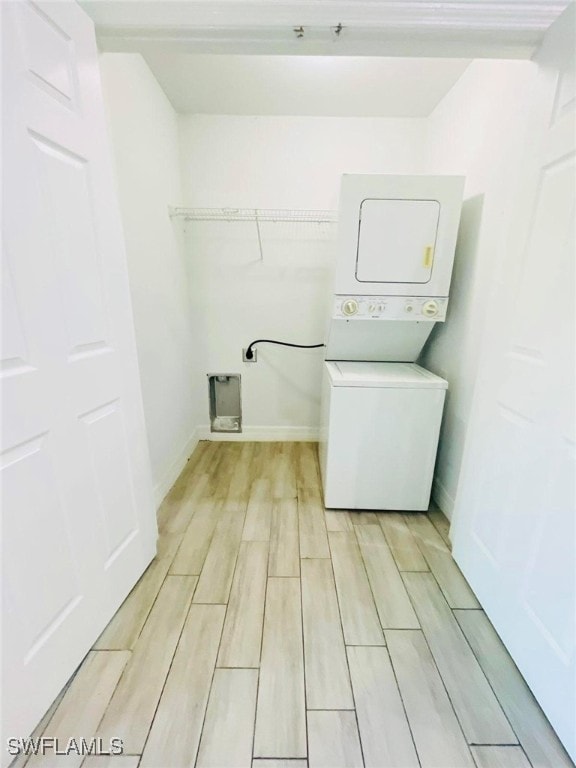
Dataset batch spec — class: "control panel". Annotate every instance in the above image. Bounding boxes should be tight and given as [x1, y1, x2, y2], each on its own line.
[334, 295, 448, 321]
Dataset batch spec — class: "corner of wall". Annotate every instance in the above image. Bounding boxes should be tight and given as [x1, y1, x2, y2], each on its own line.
[422, 59, 540, 527]
[101, 54, 204, 502]
[153, 427, 201, 508]
[432, 475, 455, 521]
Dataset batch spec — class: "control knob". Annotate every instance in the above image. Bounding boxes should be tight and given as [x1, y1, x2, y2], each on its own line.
[422, 300, 439, 317]
[342, 299, 359, 316]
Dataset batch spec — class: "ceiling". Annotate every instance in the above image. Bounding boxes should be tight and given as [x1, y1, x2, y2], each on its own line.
[143, 54, 471, 117]
[82, 0, 571, 59]
[86, 0, 570, 115]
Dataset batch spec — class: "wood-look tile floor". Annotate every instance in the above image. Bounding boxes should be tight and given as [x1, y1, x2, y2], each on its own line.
[23, 442, 574, 768]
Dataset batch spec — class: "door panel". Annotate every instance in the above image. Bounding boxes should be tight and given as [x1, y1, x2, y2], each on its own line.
[451, 5, 575, 760]
[3, 436, 82, 652]
[1, 2, 157, 760]
[356, 198, 439, 283]
[81, 401, 139, 563]
[31, 132, 111, 352]
[1, 254, 32, 373]
[20, 1, 79, 106]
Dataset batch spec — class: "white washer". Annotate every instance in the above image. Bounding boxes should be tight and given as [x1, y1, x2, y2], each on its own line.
[319, 361, 448, 511]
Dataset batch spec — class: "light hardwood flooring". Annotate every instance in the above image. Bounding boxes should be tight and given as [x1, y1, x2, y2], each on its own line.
[20, 441, 573, 768]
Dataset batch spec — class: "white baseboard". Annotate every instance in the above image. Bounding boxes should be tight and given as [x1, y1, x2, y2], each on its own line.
[195, 425, 320, 442]
[432, 475, 455, 521]
[153, 428, 201, 509]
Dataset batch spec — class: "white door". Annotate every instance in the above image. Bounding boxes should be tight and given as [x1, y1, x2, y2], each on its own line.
[356, 199, 440, 284]
[1, 0, 157, 757]
[450, 4, 575, 760]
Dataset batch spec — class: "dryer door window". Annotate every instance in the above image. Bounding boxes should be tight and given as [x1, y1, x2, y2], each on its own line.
[356, 198, 440, 284]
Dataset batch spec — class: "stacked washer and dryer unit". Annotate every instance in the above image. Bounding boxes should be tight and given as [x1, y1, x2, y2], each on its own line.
[319, 174, 464, 511]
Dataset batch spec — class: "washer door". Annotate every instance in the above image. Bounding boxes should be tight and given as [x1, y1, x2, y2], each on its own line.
[356, 198, 440, 284]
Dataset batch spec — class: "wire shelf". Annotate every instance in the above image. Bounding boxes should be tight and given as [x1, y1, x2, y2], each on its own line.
[169, 206, 338, 224]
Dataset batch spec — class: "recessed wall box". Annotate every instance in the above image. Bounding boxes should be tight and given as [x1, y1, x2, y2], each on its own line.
[208, 374, 242, 433]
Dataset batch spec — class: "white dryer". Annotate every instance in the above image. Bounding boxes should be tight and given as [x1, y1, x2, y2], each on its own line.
[325, 174, 464, 362]
[319, 362, 447, 511]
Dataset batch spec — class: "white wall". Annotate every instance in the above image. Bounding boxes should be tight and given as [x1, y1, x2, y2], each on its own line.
[100, 53, 201, 504]
[179, 115, 428, 437]
[421, 59, 542, 518]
